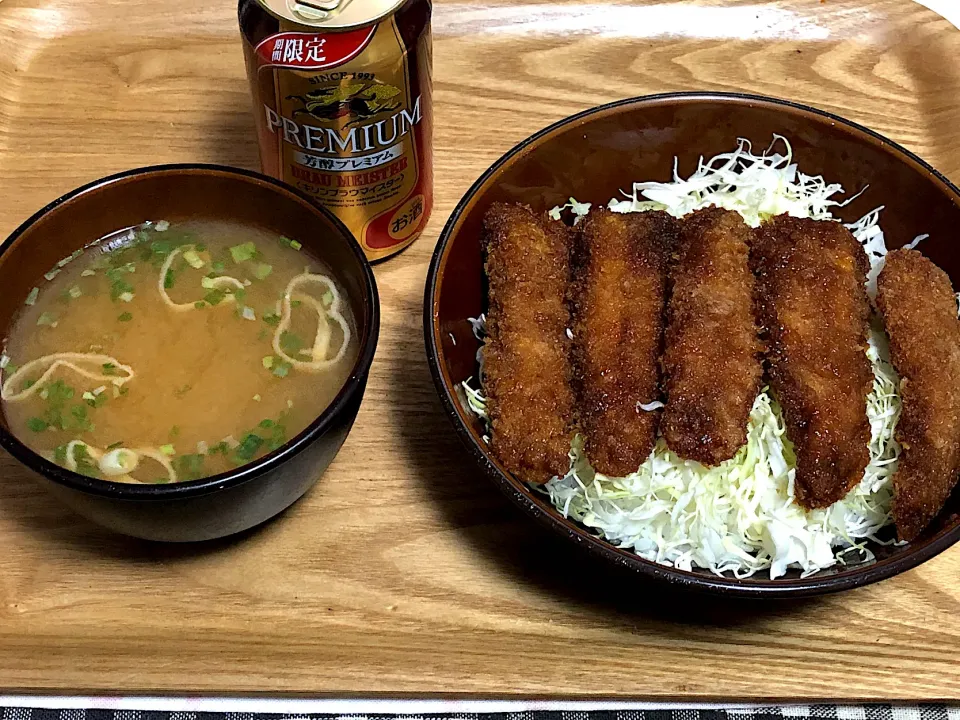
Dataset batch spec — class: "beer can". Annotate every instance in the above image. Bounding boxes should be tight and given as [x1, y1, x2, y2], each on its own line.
[239, 0, 433, 262]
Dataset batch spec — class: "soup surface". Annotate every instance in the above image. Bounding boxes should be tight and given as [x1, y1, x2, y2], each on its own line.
[0, 220, 358, 483]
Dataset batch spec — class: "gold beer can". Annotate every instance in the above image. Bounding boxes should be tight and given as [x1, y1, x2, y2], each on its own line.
[239, 0, 433, 261]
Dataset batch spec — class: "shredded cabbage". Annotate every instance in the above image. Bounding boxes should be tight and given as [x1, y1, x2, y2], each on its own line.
[548, 197, 592, 224]
[482, 136, 905, 579]
[606, 134, 863, 226]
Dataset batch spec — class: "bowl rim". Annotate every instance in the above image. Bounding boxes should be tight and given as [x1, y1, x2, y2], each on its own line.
[0, 163, 380, 501]
[423, 90, 960, 597]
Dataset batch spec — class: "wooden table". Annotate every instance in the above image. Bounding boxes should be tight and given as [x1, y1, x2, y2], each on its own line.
[1, 0, 959, 701]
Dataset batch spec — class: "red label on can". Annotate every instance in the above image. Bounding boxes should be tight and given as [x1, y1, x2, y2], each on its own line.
[254, 27, 376, 70]
[241, 0, 433, 261]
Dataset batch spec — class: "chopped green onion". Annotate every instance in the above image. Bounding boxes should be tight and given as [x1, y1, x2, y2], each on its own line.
[106, 266, 133, 281]
[254, 263, 273, 280]
[155, 220, 170, 232]
[258, 419, 275, 429]
[106, 441, 124, 450]
[150, 240, 176, 265]
[322, 290, 334, 306]
[183, 249, 205, 269]
[67, 444, 101, 478]
[44, 269, 60, 281]
[262, 356, 274, 369]
[81, 269, 96, 278]
[272, 361, 291, 378]
[118, 312, 133, 322]
[229, 242, 257, 264]
[212, 261, 226, 273]
[110, 277, 135, 301]
[24, 288, 39, 306]
[232, 433, 264, 462]
[68, 285, 83, 299]
[208, 441, 230, 456]
[37, 312, 58, 327]
[173, 453, 205, 480]
[262, 313, 281, 326]
[195, 243, 207, 252]
[159, 444, 175, 456]
[290, 300, 302, 308]
[69, 403, 93, 431]
[118, 292, 134, 303]
[201, 277, 216, 289]
[280, 331, 304, 355]
[84, 391, 108, 408]
[290, 240, 302, 251]
[164, 269, 175, 289]
[27, 418, 49, 432]
[56, 248, 83, 268]
[196, 441, 209, 455]
[203, 289, 226, 306]
[252, 394, 261, 402]
[102, 363, 117, 374]
[194, 300, 206, 309]
[0, 355, 9, 370]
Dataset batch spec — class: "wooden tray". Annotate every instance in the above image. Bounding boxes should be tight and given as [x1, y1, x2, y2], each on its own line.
[1, 0, 959, 700]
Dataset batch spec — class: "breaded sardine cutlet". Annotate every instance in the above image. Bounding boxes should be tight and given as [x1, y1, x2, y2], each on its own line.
[482, 202, 575, 484]
[662, 207, 764, 466]
[571, 208, 678, 477]
[877, 248, 960, 541]
[751, 216, 873, 509]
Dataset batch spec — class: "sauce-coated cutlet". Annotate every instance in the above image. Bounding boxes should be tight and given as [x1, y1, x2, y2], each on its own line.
[662, 207, 764, 466]
[572, 209, 678, 477]
[751, 216, 873, 509]
[482, 203, 575, 484]
[877, 248, 960, 541]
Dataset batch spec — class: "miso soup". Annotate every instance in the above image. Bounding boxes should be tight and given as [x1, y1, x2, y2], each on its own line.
[0, 220, 358, 483]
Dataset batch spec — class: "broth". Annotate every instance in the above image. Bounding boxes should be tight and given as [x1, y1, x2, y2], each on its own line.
[0, 219, 358, 483]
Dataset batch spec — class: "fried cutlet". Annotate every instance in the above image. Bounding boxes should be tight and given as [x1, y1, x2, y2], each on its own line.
[877, 248, 960, 541]
[482, 202, 575, 484]
[751, 216, 873, 509]
[661, 207, 764, 466]
[571, 209, 678, 477]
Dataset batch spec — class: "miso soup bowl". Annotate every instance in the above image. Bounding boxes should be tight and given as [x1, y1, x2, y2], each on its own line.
[0, 165, 379, 542]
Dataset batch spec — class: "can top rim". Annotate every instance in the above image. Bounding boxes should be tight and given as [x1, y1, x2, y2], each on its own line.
[255, 0, 407, 29]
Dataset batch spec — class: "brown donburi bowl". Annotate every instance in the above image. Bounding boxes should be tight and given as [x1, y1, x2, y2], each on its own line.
[0, 165, 379, 542]
[424, 91, 960, 598]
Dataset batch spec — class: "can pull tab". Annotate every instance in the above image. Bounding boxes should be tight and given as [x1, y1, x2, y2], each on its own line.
[286, 0, 352, 21]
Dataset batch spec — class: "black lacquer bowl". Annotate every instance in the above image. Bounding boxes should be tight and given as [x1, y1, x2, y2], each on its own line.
[0, 165, 379, 542]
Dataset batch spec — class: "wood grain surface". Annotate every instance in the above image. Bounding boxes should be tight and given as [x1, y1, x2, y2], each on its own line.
[1, 0, 960, 700]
